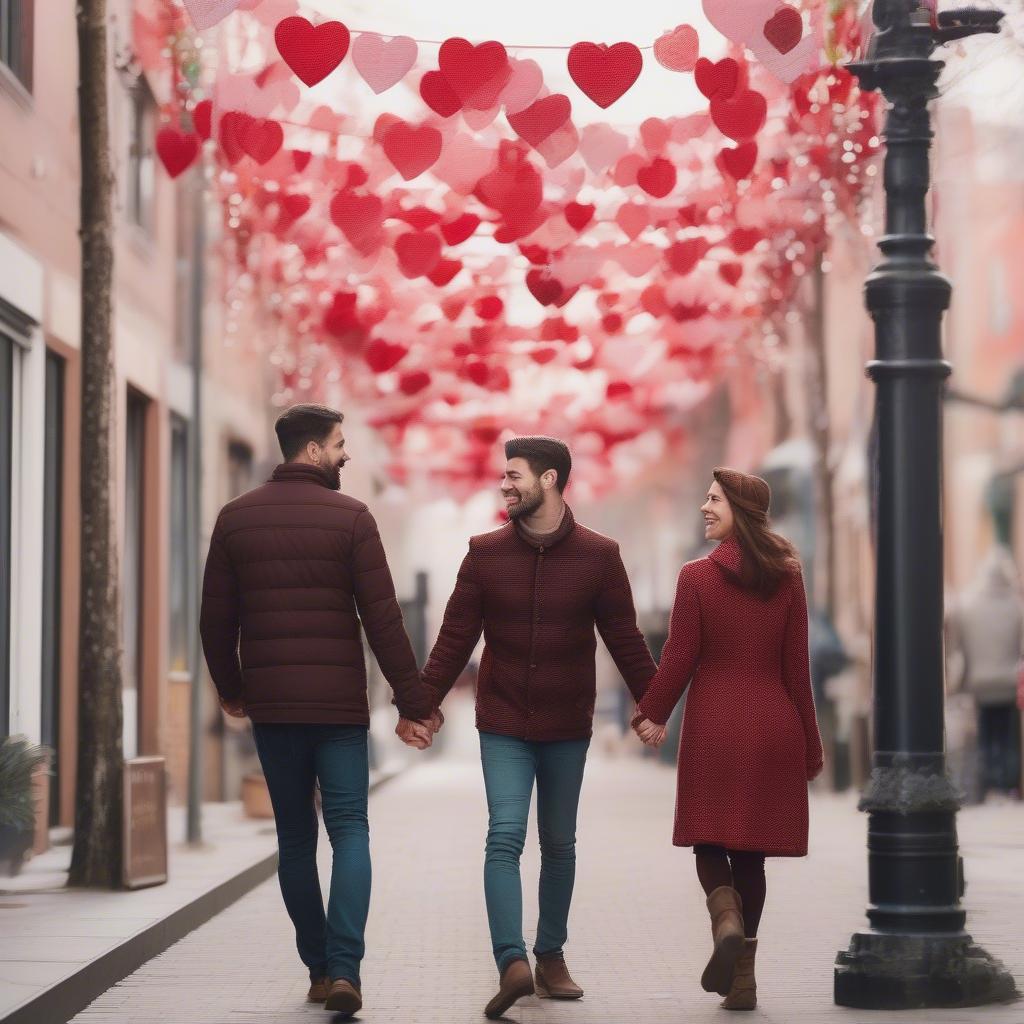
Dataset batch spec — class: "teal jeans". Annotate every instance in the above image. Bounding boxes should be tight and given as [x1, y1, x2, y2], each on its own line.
[252, 723, 370, 986]
[479, 731, 591, 971]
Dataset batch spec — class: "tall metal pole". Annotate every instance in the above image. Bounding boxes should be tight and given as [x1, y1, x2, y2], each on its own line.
[833, 0, 1016, 1009]
[186, 168, 206, 845]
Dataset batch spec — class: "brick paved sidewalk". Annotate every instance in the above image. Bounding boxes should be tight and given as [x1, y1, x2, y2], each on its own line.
[69, 715, 1023, 1024]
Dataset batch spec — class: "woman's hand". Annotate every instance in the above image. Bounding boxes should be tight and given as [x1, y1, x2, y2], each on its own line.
[633, 716, 668, 748]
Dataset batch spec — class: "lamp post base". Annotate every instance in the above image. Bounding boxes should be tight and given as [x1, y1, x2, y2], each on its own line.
[835, 931, 1018, 1009]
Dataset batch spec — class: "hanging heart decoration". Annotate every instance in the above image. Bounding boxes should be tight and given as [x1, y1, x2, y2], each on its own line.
[274, 17, 350, 87]
[567, 42, 643, 108]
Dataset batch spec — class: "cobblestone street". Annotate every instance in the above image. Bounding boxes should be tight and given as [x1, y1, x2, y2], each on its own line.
[69, 708, 1023, 1024]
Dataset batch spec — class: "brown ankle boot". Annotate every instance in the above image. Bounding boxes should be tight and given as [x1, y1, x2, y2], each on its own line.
[324, 979, 362, 1017]
[534, 953, 584, 999]
[484, 958, 535, 1018]
[306, 976, 329, 1003]
[701, 885, 745, 996]
[722, 938, 757, 1010]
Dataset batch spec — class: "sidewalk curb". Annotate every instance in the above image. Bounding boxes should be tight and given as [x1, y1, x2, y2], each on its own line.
[2, 769, 401, 1024]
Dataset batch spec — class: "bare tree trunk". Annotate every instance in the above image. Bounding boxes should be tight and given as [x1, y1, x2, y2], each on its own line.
[807, 255, 837, 617]
[69, 0, 124, 889]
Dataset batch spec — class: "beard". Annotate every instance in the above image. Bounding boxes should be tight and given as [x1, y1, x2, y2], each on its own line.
[319, 458, 342, 490]
[505, 484, 544, 520]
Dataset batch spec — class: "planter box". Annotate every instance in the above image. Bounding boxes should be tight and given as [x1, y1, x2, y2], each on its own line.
[241, 772, 274, 819]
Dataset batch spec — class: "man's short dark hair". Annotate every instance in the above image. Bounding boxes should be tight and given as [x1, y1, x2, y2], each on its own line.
[504, 436, 572, 493]
[274, 404, 344, 461]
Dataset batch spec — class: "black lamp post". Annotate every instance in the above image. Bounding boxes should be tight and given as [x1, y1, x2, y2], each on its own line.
[833, 0, 1018, 1010]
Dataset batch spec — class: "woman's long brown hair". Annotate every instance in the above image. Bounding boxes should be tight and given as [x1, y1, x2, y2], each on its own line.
[713, 467, 801, 598]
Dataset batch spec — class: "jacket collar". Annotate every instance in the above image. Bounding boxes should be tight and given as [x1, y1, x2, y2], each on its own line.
[708, 533, 744, 576]
[514, 503, 576, 550]
[270, 462, 338, 490]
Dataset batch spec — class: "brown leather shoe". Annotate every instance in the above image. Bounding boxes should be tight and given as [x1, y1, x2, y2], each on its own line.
[324, 979, 362, 1017]
[307, 976, 330, 1003]
[534, 953, 583, 999]
[701, 885, 745, 996]
[722, 938, 757, 1010]
[484, 958, 535, 1019]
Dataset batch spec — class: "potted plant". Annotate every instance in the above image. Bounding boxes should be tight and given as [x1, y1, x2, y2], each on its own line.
[0, 736, 50, 876]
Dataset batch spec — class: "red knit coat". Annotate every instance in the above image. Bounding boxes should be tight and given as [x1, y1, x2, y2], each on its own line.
[637, 536, 823, 857]
[422, 506, 657, 741]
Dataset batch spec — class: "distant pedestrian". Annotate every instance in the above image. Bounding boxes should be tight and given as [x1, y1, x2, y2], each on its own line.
[633, 468, 823, 1011]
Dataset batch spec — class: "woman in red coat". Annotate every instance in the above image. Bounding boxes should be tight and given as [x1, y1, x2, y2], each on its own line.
[632, 468, 823, 1011]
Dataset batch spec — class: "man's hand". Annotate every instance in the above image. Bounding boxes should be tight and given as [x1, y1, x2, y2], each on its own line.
[396, 717, 434, 750]
[220, 696, 247, 719]
[632, 716, 667, 748]
[427, 708, 444, 734]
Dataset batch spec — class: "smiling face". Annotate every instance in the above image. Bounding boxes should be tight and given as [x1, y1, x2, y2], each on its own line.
[701, 479, 735, 541]
[500, 457, 548, 520]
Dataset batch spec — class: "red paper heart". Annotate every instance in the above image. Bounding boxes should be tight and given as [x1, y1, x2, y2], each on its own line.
[607, 381, 633, 400]
[427, 257, 462, 286]
[475, 155, 543, 229]
[276, 193, 311, 228]
[475, 296, 505, 320]
[519, 244, 550, 265]
[441, 213, 480, 246]
[718, 262, 743, 286]
[438, 38, 512, 110]
[710, 89, 767, 142]
[242, 117, 284, 164]
[275, 17, 350, 87]
[654, 24, 699, 72]
[192, 99, 212, 141]
[364, 338, 409, 373]
[399, 370, 431, 396]
[716, 141, 758, 180]
[156, 127, 200, 178]
[729, 226, 764, 253]
[441, 297, 466, 321]
[507, 93, 571, 147]
[419, 70, 462, 117]
[463, 358, 491, 386]
[531, 347, 559, 364]
[218, 111, 250, 165]
[330, 189, 384, 249]
[694, 57, 739, 100]
[291, 149, 312, 172]
[323, 292, 365, 349]
[565, 202, 595, 231]
[640, 284, 668, 317]
[526, 269, 564, 306]
[666, 237, 709, 275]
[470, 325, 493, 347]
[381, 121, 443, 180]
[602, 312, 624, 333]
[637, 157, 677, 198]
[670, 302, 708, 322]
[763, 6, 803, 54]
[567, 42, 643, 108]
[395, 206, 442, 231]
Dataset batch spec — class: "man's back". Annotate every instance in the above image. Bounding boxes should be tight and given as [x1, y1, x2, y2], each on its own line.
[200, 461, 432, 725]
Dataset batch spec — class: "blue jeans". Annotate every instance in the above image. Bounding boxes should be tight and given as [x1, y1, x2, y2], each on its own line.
[252, 723, 370, 986]
[479, 731, 591, 972]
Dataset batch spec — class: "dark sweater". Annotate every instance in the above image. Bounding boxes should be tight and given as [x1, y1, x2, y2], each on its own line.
[422, 505, 656, 741]
[200, 462, 434, 724]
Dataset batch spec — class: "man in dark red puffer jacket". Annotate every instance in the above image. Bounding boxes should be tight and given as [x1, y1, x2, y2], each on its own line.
[200, 403, 437, 1016]
[418, 436, 657, 1018]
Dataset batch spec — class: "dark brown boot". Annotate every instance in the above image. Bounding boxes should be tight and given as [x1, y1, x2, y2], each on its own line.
[324, 979, 362, 1017]
[701, 885, 745, 996]
[534, 953, 584, 999]
[306, 976, 330, 1003]
[484, 958, 535, 1019]
[722, 938, 757, 1010]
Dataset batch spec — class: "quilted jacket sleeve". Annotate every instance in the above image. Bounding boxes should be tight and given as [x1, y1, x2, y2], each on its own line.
[420, 545, 484, 705]
[351, 509, 434, 722]
[636, 563, 702, 726]
[782, 572, 824, 779]
[200, 514, 244, 703]
[594, 544, 657, 702]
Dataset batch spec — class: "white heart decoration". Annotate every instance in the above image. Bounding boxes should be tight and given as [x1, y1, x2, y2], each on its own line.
[182, 0, 241, 31]
[352, 33, 418, 95]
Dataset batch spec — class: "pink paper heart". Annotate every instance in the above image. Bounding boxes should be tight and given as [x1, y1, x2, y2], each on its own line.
[615, 202, 650, 241]
[463, 104, 501, 130]
[502, 59, 545, 115]
[578, 123, 629, 175]
[352, 33, 418, 94]
[748, 31, 820, 84]
[550, 246, 605, 289]
[182, 0, 240, 30]
[654, 24, 700, 72]
[612, 152, 646, 188]
[702, 0, 777, 45]
[616, 243, 661, 277]
[433, 132, 497, 195]
[537, 122, 579, 169]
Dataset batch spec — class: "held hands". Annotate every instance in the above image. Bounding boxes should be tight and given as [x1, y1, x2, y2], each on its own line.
[396, 709, 444, 750]
[632, 714, 668, 749]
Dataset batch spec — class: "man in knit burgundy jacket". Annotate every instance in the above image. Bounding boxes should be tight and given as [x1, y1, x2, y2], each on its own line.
[199, 403, 437, 1016]
[416, 436, 657, 1018]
